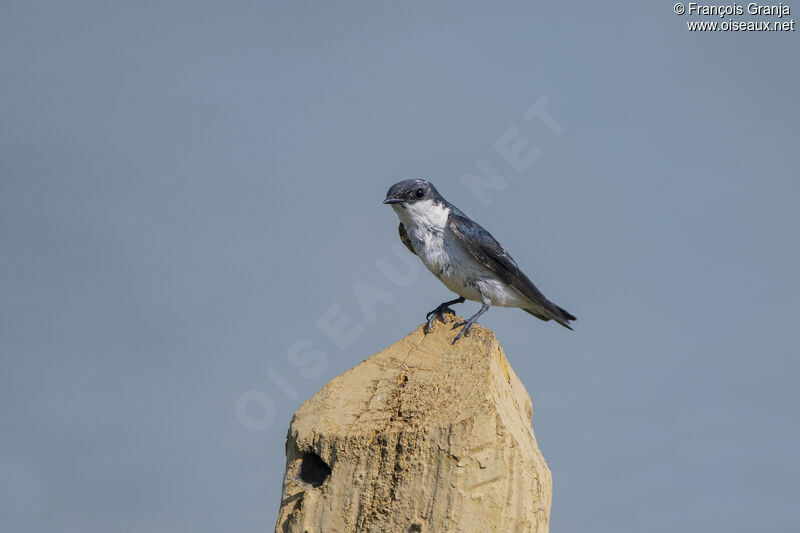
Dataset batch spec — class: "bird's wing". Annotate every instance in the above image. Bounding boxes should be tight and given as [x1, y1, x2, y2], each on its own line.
[398, 222, 416, 255]
[448, 213, 574, 328]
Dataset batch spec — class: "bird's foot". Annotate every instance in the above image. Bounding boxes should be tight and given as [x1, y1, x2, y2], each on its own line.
[424, 304, 457, 333]
[451, 317, 478, 344]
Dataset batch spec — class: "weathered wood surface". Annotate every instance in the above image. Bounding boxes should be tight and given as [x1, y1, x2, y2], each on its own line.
[275, 319, 552, 533]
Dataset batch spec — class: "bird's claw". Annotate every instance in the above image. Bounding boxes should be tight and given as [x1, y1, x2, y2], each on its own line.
[424, 305, 456, 333]
[451, 319, 476, 344]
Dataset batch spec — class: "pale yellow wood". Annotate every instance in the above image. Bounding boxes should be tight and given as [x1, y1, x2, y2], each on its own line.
[275, 319, 552, 533]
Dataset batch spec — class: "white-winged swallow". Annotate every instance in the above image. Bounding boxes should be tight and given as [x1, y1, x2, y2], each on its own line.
[384, 179, 576, 343]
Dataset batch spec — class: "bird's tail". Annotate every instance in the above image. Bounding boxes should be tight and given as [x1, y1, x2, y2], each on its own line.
[557, 305, 577, 322]
[524, 303, 576, 330]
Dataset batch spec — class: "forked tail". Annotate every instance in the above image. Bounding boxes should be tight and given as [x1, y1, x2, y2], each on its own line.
[524, 303, 576, 330]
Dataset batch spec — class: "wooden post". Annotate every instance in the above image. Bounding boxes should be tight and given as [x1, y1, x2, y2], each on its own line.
[275, 319, 552, 533]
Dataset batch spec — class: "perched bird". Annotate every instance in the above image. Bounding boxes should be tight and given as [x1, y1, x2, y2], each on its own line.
[384, 179, 575, 343]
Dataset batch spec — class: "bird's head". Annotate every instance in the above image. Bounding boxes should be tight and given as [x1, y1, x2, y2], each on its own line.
[383, 179, 439, 207]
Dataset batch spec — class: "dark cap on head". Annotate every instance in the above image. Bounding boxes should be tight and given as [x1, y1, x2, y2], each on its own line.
[383, 179, 442, 205]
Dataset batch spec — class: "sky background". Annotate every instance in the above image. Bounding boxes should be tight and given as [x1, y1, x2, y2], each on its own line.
[2, 2, 799, 532]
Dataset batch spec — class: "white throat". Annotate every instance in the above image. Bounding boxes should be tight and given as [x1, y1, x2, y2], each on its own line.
[392, 199, 450, 232]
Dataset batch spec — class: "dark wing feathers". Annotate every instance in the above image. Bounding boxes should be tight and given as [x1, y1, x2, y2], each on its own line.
[447, 214, 575, 329]
[398, 223, 416, 255]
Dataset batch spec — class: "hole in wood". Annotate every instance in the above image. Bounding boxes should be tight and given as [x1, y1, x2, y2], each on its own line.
[298, 452, 331, 487]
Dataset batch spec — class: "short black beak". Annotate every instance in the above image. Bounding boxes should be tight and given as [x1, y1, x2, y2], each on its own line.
[383, 197, 404, 204]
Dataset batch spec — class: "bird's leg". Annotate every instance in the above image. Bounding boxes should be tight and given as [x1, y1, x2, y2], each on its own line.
[452, 302, 490, 344]
[425, 296, 465, 333]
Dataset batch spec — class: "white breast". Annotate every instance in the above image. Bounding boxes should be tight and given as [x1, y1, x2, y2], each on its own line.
[393, 199, 450, 274]
[392, 200, 528, 307]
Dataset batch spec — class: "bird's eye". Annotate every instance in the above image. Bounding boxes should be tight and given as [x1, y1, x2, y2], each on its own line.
[415, 188, 425, 198]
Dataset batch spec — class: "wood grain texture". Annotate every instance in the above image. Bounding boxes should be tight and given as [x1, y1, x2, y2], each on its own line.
[275, 319, 552, 533]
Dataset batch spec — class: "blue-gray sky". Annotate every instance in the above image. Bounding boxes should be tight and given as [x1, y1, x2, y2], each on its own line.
[2, 2, 798, 532]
